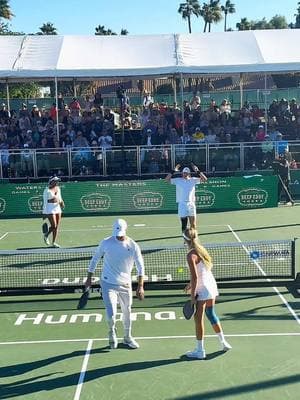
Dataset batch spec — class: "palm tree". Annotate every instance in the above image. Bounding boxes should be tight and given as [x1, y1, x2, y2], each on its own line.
[293, 2, 300, 28]
[38, 22, 57, 35]
[236, 17, 252, 31]
[0, 0, 14, 20]
[221, 0, 235, 32]
[95, 25, 117, 35]
[178, 0, 201, 33]
[200, 1, 223, 32]
[120, 28, 128, 35]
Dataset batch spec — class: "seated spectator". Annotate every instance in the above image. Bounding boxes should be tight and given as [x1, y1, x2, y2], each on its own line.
[142, 90, 154, 109]
[190, 92, 201, 110]
[255, 125, 266, 141]
[192, 128, 205, 144]
[73, 131, 89, 148]
[69, 97, 81, 111]
[98, 130, 113, 150]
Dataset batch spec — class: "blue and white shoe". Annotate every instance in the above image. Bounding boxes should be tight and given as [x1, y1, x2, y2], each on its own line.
[186, 348, 206, 359]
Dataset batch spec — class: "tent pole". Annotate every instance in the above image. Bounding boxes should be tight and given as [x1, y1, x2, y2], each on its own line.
[264, 73, 268, 135]
[55, 77, 59, 142]
[173, 75, 177, 105]
[239, 73, 243, 110]
[6, 80, 10, 112]
[73, 78, 77, 98]
[180, 73, 184, 135]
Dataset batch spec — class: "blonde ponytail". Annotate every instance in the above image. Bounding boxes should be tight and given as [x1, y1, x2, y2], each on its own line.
[183, 228, 212, 269]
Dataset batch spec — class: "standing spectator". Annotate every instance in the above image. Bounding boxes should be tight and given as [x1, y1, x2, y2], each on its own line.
[183, 227, 232, 359]
[57, 93, 65, 111]
[49, 103, 58, 122]
[84, 219, 145, 349]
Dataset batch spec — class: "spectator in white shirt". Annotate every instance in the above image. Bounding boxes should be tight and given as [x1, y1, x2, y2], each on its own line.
[85, 219, 145, 350]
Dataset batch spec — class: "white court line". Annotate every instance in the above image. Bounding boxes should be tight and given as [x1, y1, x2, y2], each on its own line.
[227, 224, 300, 325]
[8, 224, 227, 234]
[1, 332, 300, 346]
[73, 339, 93, 400]
[0, 232, 8, 241]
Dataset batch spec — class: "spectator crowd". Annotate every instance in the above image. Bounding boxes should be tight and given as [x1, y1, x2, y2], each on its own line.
[0, 89, 300, 177]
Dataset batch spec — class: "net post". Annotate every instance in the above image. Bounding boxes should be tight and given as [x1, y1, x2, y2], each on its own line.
[292, 238, 297, 280]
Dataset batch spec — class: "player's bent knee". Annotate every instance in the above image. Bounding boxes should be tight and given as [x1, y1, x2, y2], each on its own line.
[205, 306, 219, 325]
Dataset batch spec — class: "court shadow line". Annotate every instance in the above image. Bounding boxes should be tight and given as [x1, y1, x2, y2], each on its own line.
[0, 356, 184, 399]
[169, 373, 300, 400]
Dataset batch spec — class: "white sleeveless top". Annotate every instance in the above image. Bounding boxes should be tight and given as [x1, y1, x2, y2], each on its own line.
[195, 260, 219, 300]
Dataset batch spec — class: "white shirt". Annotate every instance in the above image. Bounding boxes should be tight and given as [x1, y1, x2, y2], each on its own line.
[171, 177, 201, 203]
[88, 236, 144, 286]
[42, 186, 62, 214]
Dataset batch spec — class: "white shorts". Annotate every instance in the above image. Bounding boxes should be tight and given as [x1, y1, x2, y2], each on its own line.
[178, 202, 196, 218]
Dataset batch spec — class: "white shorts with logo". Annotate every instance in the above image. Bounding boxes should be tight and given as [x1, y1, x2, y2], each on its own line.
[178, 201, 196, 218]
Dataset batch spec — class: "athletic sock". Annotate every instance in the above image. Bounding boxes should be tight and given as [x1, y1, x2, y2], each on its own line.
[217, 331, 225, 343]
[196, 339, 204, 351]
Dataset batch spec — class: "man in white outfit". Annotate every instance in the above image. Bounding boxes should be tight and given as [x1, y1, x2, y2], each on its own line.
[85, 219, 145, 349]
[165, 164, 207, 232]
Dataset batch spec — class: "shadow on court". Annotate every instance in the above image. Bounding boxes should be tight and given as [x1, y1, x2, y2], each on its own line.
[0, 351, 185, 399]
[172, 374, 300, 400]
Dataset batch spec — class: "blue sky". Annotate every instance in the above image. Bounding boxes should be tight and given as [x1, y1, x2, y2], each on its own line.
[7, 0, 299, 35]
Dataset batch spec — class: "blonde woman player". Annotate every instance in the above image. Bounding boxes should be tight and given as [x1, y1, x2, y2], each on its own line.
[42, 176, 64, 248]
[183, 227, 232, 359]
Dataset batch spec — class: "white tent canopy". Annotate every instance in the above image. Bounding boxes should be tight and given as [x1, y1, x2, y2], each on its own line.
[1, 29, 300, 79]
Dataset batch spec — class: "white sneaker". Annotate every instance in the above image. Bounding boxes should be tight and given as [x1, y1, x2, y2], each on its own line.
[109, 330, 118, 349]
[52, 242, 60, 248]
[186, 348, 206, 359]
[222, 341, 232, 352]
[124, 336, 139, 349]
[44, 235, 50, 246]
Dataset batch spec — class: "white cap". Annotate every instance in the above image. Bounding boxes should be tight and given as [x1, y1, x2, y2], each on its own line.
[48, 176, 61, 185]
[112, 218, 127, 237]
[182, 167, 191, 174]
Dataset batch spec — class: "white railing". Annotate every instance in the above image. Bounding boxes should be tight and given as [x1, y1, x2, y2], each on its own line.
[1, 141, 299, 179]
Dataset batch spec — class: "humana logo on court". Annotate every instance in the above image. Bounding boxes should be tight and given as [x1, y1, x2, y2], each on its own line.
[14, 311, 177, 326]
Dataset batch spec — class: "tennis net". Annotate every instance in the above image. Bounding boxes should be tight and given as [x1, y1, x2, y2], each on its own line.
[0, 239, 295, 292]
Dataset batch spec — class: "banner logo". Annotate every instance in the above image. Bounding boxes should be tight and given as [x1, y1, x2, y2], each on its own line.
[0, 198, 6, 213]
[238, 188, 268, 207]
[196, 190, 215, 208]
[80, 193, 111, 211]
[133, 192, 163, 210]
[28, 196, 43, 213]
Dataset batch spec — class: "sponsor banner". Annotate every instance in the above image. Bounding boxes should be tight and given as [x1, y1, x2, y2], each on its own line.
[0, 176, 277, 217]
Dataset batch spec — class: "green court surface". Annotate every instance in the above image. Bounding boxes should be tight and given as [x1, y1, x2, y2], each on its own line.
[0, 207, 300, 399]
